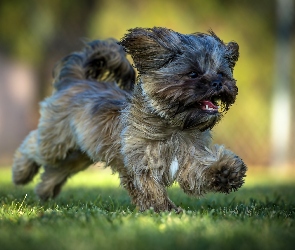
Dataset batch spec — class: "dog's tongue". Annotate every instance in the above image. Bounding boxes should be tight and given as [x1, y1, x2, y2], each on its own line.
[199, 100, 219, 111]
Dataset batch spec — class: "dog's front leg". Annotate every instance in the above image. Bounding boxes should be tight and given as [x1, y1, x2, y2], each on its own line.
[121, 141, 181, 212]
[178, 144, 247, 196]
[203, 144, 247, 193]
[123, 170, 180, 212]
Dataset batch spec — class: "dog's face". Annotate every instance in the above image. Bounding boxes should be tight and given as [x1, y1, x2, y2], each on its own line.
[120, 27, 239, 131]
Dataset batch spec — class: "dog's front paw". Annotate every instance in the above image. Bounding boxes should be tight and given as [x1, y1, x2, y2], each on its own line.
[207, 154, 247, 194]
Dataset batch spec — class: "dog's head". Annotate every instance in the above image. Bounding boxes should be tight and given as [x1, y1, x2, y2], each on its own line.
[120, 27, 239, 131]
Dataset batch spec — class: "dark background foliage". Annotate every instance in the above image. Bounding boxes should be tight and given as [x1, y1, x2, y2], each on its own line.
[0, 0, 294, 168]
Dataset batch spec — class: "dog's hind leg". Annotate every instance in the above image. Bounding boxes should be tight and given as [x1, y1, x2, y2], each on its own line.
[12, 130, 41, 185]
[35, 151, 91, 201]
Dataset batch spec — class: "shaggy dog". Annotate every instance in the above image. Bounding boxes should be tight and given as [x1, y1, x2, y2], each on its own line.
[13, 27, 247, 212]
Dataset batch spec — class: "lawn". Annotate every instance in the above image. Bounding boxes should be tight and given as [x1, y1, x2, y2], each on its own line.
[0, 166, 294, 250]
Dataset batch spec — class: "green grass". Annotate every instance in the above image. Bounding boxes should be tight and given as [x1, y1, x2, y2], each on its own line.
[0, 167, 295, 250]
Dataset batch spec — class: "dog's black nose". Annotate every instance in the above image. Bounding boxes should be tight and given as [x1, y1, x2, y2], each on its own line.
[211, 74, 223, 91]
[211, 80, 222, 91]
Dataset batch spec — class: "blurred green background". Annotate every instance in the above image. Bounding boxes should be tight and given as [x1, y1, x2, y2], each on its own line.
[0, 0, 294, 169]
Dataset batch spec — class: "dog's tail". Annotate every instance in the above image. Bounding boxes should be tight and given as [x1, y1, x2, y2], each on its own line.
[52, 39, 136, 91]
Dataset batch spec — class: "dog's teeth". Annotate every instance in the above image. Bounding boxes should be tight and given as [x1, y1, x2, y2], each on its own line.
[206, 105, 209, 109]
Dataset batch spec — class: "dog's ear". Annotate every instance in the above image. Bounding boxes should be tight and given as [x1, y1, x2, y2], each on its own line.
[225, 41, 239, 70]
[120, 27, 181, 74]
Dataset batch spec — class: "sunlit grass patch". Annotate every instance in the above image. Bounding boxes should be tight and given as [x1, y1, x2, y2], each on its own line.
[0, 166, 295, 250]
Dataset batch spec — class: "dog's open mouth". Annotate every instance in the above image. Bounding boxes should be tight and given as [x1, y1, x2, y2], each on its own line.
[199, 100, 219, 112]
[199, 96, 222, 112]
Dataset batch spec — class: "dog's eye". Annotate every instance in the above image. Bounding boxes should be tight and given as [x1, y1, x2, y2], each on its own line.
[188, 72, 199, 78]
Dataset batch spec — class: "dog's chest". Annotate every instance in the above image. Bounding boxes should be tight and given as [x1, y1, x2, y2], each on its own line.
[169, 157, 179, 179]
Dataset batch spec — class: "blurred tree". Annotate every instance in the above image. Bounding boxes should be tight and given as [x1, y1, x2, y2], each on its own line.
[0, 0, 98, 99]
[271, 0, 294, 167]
